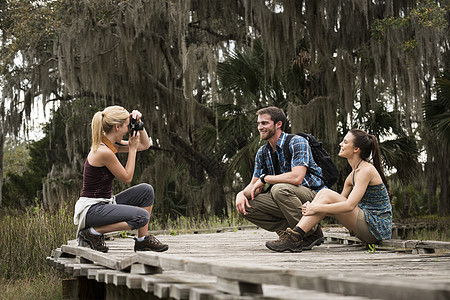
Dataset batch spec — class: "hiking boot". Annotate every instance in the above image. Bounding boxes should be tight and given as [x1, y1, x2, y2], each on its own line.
[265, 228, 303, 252]
[303, 224, 325, 250]
[78, 228, 109, 253]
[276, 230, 287, 238]
[134, 235, 169, 252]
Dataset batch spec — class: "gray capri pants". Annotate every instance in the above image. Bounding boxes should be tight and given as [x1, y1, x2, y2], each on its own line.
[85, 183, 154, 230]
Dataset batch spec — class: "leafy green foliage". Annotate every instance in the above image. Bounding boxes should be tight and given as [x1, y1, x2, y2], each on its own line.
[2, 140, 30, 175]
[371, 0, 448, 41]
[2, 137, 51, 207]
[424, 71, 450, 148]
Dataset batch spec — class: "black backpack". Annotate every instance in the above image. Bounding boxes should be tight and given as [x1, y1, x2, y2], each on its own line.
[284, 133, 339, 188]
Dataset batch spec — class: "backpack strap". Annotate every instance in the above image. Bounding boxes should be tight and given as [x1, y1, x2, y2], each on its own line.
[283, 133, 325, 190]
[282, 134, 295, 167]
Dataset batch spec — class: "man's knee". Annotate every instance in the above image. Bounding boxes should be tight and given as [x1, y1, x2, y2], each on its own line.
[271, 183, 314, 204]
[270, 183, 292, 196]
[271, 183, 302, 202]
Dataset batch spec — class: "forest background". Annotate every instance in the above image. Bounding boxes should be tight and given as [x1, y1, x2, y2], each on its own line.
[1, 0, 449, 219]
[1, 1, 449, 298]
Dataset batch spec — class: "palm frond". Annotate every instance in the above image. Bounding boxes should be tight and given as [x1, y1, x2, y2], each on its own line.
[228, 136, 263, 183]
[424, 72, 450, 147]
[380, 136, 421, 183]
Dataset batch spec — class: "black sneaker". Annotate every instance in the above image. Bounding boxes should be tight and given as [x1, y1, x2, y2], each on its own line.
[78, 228, 109, 253]
[265, 228, 303, 252]
[134, 235, 169, 252]
[303, 225, 325, 250]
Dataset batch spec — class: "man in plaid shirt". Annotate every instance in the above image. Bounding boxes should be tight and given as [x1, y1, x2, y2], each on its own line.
[235, 106, 326, 250]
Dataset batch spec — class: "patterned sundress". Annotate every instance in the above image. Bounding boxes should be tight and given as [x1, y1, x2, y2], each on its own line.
[357, 184, 392, 240]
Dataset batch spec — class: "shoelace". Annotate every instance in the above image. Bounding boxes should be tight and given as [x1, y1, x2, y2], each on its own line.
[276, 230, 291, 243]
[142, 235, 159, 245]
[99, 235, 107, 247]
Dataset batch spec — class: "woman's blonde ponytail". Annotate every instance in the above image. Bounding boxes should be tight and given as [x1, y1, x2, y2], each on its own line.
[91, 111, 104, 151]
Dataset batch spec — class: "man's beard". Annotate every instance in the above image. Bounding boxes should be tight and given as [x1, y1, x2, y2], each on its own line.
[260, 127, 276, 140]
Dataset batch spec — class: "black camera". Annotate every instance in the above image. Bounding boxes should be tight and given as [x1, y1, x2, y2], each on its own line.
[129, 117, 144, 135]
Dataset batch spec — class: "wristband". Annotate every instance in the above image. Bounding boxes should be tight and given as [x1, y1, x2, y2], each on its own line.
[260, 174, 267, 184]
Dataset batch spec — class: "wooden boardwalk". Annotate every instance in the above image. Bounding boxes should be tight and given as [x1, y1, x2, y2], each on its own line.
[48, 227, 450, 300]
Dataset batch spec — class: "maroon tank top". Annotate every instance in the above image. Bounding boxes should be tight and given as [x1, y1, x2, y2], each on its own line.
[80, 159, 115, 198]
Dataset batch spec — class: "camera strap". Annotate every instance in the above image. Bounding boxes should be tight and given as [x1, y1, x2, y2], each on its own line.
[101, 136, 118, 154]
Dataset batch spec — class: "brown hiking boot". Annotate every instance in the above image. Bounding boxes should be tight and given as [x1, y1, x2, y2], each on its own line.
[276, 230, 287, 238]
[134, 235, 169, 252]
[78, 228, 109, 253]
[303, 224, 325, 250]
[265, 228, 303, 252]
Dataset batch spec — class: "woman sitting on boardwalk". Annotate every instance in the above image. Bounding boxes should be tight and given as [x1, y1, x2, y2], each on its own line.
[266, 129, 392, 252]
[74, 106, 168, 253]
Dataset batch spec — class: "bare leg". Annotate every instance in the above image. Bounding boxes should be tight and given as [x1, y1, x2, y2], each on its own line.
[137, 205, 153, 237]
[94, 222, 131, 234]
[297, 189, 358, 233]
[297, 189, 333, 232]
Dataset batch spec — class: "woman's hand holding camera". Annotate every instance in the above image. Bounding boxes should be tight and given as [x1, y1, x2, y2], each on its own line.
[129, 110, 145, 137]
[130, 110, 142, 121]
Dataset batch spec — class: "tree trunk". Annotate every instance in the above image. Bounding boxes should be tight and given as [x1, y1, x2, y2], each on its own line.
[0, 100, 4, 206]
[425, 161, 437, 214]
[0, 129, 3, 206]
[402, 191, 410, 219]
[439, 151, 449, 216]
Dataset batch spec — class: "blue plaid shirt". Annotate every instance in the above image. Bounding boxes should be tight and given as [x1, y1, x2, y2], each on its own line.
[253, 132, 326, 190]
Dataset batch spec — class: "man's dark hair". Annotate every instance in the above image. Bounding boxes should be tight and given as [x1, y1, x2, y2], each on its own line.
[256, 106, 287, 130]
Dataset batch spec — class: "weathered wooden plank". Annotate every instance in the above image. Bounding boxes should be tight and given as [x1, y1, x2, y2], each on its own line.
[216, 277, 263, 296]
[210, 263, 294, 287]
[211, 293, 253, 300]
[140, 276, 171, 293]
[112, 272, 128, 286]
[169, 283, 217, 300]
[263, 284, 374, 300]
[46, 257, 57, 268]
[95, 269, 109, 283]
[417, 240, 450, 250]
[324, 231, 450, 252]
[133, 251, 163, 269]
[79, 264, 106, 277]
[61, 244, 135, 270]
[126, 274, 146, 289]
[323, 274, 450, 300]
[130, 262, 162, 274]
[153, 282, 171, 299]
[189, 287, 224, 300]
[87, 268, 99, 280]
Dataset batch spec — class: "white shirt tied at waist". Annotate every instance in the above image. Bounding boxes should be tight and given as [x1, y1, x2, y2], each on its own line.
[73, 196, 116, 235]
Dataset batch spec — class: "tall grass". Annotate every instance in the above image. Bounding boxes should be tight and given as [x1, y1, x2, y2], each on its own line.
[1, 272, 63, 300]
[403, 215, 450, 241]
[0, 206, 75, 281]
[155, 213, 252, 234]
[0, 206, 75, 300]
